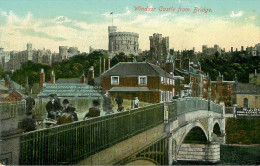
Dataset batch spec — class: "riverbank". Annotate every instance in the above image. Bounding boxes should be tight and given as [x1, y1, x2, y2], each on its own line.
[226, 118, 260, 144]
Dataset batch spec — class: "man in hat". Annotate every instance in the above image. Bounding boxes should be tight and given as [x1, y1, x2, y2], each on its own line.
[62, 99, 78, 121]
[115, 95, 124, 112]
[46, 94, 56, 119]
[21, 116, 36, 132]
[84, 100, 100, 120]
[25, 96, 35, 116]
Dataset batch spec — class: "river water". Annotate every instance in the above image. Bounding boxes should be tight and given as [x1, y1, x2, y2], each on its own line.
[174, 144, 260, 165]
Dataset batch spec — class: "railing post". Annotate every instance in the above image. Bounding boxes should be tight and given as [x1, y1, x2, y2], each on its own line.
[233, 104, 237, 118]
[164, 102, 169, 123]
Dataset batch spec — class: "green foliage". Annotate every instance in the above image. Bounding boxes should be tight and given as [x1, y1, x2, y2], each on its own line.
[11, 62, 51, 86]
[110, 52, 137, 67]
[200, 53, 260, 83]
[226, 118, 260, 144]
[11, 51, 108, 86]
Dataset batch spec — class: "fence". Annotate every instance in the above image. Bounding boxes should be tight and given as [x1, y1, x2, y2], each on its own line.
[167, 98, 223, 120]
[0, 101, 26, 119]
[175, 98, 208, 116]
[210, 101, 223, 114]
[110, 97, 152, 111]
[19, 103, 164, 165]
[19, 98, 224, 165]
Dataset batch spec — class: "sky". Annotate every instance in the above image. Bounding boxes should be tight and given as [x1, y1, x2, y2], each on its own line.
[0, 0, 259, 53]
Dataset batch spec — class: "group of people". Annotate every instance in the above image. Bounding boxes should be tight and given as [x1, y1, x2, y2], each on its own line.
[45, 94, 78, 126]
[21, 91, 135, 131]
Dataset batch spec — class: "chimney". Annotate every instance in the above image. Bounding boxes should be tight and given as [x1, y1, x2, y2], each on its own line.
[4, 75, 9, 87]
[99, 57, 102, 75]
[217, 72, 223, 83]
[39, 68, 45, 91]
[165, 60, 174, 73]
[175, 59, 181, 69]
[103, 58, 106, 73]
[25, 76, 29, 95]
[108, 58, 111, 69]
[80, 72, 86, 84]
[88, 66, 94, 85]
[50, 70, 55, 84]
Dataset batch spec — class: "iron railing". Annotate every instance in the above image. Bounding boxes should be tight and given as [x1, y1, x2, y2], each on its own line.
[210, 101, 223, 114]
[0, 101, 26, 119]
[19, 98, 224, 165]
[175, 98, 208, 116]
[19, 103, 164, 165]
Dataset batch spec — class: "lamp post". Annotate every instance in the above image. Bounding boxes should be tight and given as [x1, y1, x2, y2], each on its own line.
[208, 75, 211, 111]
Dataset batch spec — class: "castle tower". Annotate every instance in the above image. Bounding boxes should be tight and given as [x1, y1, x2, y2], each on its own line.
[27, 43, 33, 61]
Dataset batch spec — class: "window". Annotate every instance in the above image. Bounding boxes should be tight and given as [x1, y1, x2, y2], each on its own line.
[243, 98, 248, 108]
[161, 77, 164, 84]
[138, 76, 147, 85]
[111, 76, 119, 85]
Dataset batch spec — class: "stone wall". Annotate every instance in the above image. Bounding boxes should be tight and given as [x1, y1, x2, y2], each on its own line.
[76, 124, 164, 165]
[177, 143, 220, 163]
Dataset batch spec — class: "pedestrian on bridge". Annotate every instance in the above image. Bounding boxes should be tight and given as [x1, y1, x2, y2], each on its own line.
[84, 100, 100, 120]
[62, 99, 78, 121]
[103, 91, 114, 115]
[115, 95, 124, 112]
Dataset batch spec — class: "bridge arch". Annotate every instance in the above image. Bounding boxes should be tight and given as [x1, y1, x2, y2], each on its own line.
[213, 121, 221, 136]
[124, 158, 159, 165]
[176, 122, 209, 155]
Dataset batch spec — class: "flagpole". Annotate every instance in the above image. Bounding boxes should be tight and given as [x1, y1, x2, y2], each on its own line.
[112, 12, 113, 26]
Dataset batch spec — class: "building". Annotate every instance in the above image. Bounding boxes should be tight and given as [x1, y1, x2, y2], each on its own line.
[38, 69, 103, 111]
[202, 45, 222, 56]
[249, 69, 260, 85]
[235, 70, 260, 108]
[101, 62, 175, 103]
[149, 33, 169, 65]
[211, 73, 236, 107]
[1, 44, 80, 72]
[235, 83, 260, 108]
[0, 76, 25, 103]
[38, 83, 103, 112]
[246, 46, 257, 56]
[89, 46, 108, 54]
[108, 26, 139, 56]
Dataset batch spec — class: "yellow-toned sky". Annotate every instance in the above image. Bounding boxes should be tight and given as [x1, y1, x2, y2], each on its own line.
[0, 0, 259, 53]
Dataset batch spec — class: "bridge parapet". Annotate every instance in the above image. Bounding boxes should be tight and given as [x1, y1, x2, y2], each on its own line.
[166, 98, 224, 122]
[18, 103, 164, 165]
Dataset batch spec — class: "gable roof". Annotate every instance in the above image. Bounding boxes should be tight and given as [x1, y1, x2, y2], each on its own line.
[38, 83, 102, 98]
[101, 62, 173, 78]
[236, 83, 260, 94]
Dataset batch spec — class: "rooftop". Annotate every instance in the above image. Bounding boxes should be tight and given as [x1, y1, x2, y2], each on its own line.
[236, 83, 260, 94]
[101, 62, 173, 78]
[38, 83, 102, 98]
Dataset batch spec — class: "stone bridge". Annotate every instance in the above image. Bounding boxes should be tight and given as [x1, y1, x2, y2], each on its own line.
[0, 98, 225, 165]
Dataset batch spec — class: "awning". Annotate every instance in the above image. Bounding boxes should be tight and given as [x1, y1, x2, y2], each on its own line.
[109, 87, 150, 92]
